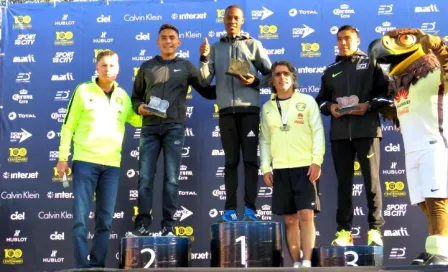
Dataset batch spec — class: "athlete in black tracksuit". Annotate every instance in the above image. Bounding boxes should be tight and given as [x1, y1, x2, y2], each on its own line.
[316, 50, 389, 243]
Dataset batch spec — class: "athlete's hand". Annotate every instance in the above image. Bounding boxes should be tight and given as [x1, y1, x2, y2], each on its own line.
[138, 104, 153, 116]
[200, 37, 210, 57]
[263, 172, 273, 187]
[330, 104, 344, 118]
[307, 163, 321, 182]
[349, 103, 369, 115]
[238, 73, 255, 85]
[56, 161, 70, 178]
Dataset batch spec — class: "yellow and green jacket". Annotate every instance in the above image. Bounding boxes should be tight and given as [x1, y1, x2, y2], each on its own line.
[260, 91, 325, 174]
[59, 78, 142, 167]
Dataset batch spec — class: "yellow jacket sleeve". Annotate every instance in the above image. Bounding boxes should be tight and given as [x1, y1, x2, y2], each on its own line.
[259, 105, 272, 174]
[125, 97, 142, 128]
[308, 99, 325, 166]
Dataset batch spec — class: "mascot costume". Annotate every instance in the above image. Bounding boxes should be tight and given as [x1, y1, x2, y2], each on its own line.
[369, 29, 448, 265]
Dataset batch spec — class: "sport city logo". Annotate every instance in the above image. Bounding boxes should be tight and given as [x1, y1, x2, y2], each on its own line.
[53, 52, 74, 63]
[352, 184, 363, 196]
[15, 34, 35, 46]
[384, 204, 407, 217]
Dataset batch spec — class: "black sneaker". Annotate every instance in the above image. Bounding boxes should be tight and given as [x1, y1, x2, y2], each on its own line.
[161, 226, 175, 236]
[411, 252, 432, 265]
[125, 225, 150, 237]
[424, 254, 448, 266]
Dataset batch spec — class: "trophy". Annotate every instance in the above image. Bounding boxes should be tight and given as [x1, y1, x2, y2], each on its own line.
[336, 95, 361, 113]
[143, 96, 170, 118]
[225, 58, 251, 78]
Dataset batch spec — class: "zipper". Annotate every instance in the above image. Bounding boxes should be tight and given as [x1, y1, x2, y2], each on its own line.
[160, 63, 168, 126]
[231, 39, 236, 114]
[347, 61, 352, 141]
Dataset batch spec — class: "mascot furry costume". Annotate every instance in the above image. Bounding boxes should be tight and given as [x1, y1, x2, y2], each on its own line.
[369, 29, 448, 265]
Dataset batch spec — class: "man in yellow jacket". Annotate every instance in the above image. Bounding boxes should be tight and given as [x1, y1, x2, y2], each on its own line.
[260, 60, 325, 268]
[55, 50, 141, 268]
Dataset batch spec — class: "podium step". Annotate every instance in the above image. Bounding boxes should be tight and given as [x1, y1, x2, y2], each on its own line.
[312, 246, 383, 267]
[119, 236, 191, 268]
[210, 221, 283, 267]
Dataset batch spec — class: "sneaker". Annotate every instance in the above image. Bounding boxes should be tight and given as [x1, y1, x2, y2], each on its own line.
[125, 225, 149, 237]
[293, 262, 301, 268]
[218, 209, 238, 223]
[242, 207, 257, 221]
[161, 226, 175, 236]
[424, 254, 448, 265]
[411, 252, 432, 265]
[367, 229, 383, 247]
[331, 230, 354, 246]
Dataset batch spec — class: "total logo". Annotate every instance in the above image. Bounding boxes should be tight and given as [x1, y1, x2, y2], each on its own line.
[47, 191, 74, 199]
[47, 131, 61, 139]
[296, 66, 326, 74]
[352, 184, 363, 196]
[179, 165, 193, 180]
[55, 90, 71, 101]
[209, 208, 221, 218]
[8, 147, 28, 163]
[179, 31, 202, 39]
[256, 204, 272, 221]
[415, 4, 439, 13]
[292, 25, 315, 38]
[251, 6, 274, 20]
[378, 4, 393, 15]
[179, 190, 197, 196]
[176, 50, 190, 59]
[50, 231, 65, 241]
[300, 43, 321, 58]
[52, 167, 73, 183]
[384, 143, 400, 152]
[289, 8, 318, 16]
[212, 126, 221, 137]
[10, 212, 26, 221]
[127, 169, 138, 178]
[5, 230, 28, 243]
[375, 21, 396, 35]
[333, 4, 355, 18]
[13, 54, 35, 63]
[1, 191, 39, 200]
[384, 181, 407, 197]
[123, 13, 162, 22]
[15, 34, 36, 46]
[16, 72, 31, 83]
[97, 15, 111, 23]
[389, 247, 406, 260]
[13, 15, 32, 29]
[351, 226, 361, 238]
[383, 162, 406, 175]
[38, 211, 73, 220]
[51, 108, 67, 122]
[259, 24, 279, 39]
[93, 32, 114, 44]
[54, 14, 75, 26]
[211, 149, 225, 156]
[3, 171, 38, 180]
[54, 31, 74, 46]
[173, 206, 193, 221]
[384, 204, 407, 217]
[330, 26, 339, 35]
[53, 52, 74, 63]
[258, 186, 273, 197]
[212, 184, 226, 200]
[43, 250, 64, 263]
[132, 49, 152, 62]
[171, 12, 207, 20]
[3, 248, 23, 265]
[384, 227, 409, 237]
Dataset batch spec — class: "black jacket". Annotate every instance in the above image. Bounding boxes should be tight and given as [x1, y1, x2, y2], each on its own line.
[315, 50, 389, 141]
[131, 56, 215, 126]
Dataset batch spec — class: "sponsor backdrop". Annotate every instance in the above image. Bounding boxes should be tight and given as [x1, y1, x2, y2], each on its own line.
[0, 0, 445, 270]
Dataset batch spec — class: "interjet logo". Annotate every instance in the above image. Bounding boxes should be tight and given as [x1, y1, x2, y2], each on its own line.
[171, 12, 207, 20]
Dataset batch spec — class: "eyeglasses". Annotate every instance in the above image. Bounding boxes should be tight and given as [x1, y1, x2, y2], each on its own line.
[274, 71, 291, 77]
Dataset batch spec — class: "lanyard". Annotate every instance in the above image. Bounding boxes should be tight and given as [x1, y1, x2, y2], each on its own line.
[276, 99, 289, 130]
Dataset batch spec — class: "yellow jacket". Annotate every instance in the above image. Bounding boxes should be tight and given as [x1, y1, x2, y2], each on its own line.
[260, 91, 325, 174]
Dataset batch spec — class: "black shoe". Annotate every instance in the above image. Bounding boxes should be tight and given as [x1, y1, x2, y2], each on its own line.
[161, 226, 175, 236]
[424, 254, 448, 265]
[411, 252, 432, 265]
[126, 225, 150, 237]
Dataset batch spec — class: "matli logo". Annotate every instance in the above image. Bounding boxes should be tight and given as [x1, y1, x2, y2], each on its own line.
[384, 204, 407, 216]
[97, 15, 111, 23]
[43, 250, 64, 263]
[212, 184, 226, 200]
[13, 15, 32, 29]
[375, 21, 396, 35]
[10, 211, 25, 220]
[16, 72, 31, 83]
[171, 12, 207, 20]
[93, 32, 113, 44]
[55, 90, 71, 101]
[216, 167, 225, 178]
[132, 49, 152, 62]
[10, 129, 32, 143]
[292, 25, 315, 38]
[384, 227, 409, 237]
[333, 4, 355, 18]
[55, 31, 74, 46]
[258, 186, 273, 197]
[179, 31, 202, 39]
[8, 147, 28, 163]
[1, 191, 39, 200]
[353, 206, 364, 216]
[378, 4, 393, 15]
[51, 73, 74, 81]
[420, 22, 436, 33]
[185, 128, 194, 137]
[415, 4, 439, 13]
[252, 6, 273, 20]
[257, 204, 272, 220]
[135, 32, 150, 41]
[352, 184, 363, 196]
[212, 126, 221, 137]
[389, 247, 406, 259]
[3, 171, 38, 180]
[211, 149, 225, 156]
[13, 54, 35, 63]
[38, 211, 73, 220]
[179, 165, 193, 180]
[289, 8, 318, 16]
[173, 206, 193, 221]
[5, 230, 28, 243]
[55, 14, 75, 26]
[50, 231, 65, 241]
[124, 13, 162, 22]
[15, 34, 35, 46]
[127, 169, 139, 178]
[53, 52, 74, 63]
[51, 108, 67, 122]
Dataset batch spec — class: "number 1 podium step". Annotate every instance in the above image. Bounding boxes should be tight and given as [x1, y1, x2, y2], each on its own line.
[210, 221, 282, 267]
[312, 246, 383, 267]
[119, 236, 191, 268]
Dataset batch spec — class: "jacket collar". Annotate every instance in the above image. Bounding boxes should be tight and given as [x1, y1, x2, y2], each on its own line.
[154, 55, 181, 63]
[335, 49, 367, 62]
[270, 90, 299, 101]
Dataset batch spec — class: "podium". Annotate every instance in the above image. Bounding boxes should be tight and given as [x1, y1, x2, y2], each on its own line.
[210, 222, 283, 267]
[119, 236, 191, 268]
[312, 246, 383, 267]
